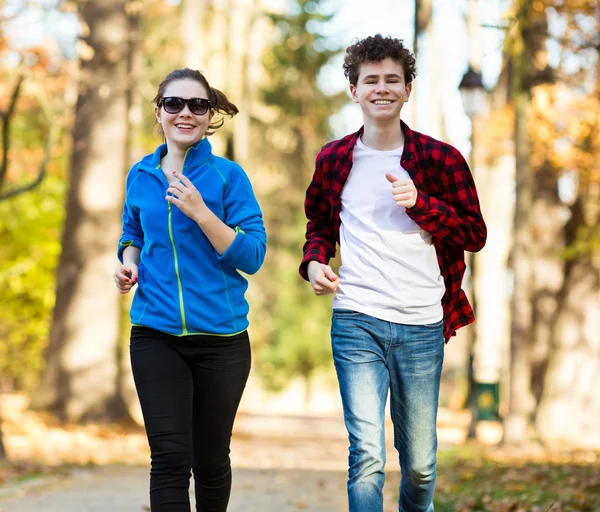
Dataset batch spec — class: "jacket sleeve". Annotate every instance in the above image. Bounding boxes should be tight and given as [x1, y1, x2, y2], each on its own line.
[216, 164, 266, 275]
[117, 168, 145, 263]
[299, 150, 337, 280]
[406, 149, 487, 252]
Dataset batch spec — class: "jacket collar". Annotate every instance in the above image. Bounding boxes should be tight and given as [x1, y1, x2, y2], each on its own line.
[137, 138, 213, 177]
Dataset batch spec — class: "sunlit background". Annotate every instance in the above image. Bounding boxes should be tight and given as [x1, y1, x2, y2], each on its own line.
[0, 1, 599, 510]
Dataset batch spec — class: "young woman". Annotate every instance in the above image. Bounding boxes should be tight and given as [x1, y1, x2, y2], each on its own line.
[114, 68, 266, 512]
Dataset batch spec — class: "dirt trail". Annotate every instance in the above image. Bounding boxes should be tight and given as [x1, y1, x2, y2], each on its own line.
[0, 410, 468, 511]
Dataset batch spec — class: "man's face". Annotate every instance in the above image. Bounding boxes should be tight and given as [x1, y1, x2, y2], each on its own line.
[350, 58, 412, 123]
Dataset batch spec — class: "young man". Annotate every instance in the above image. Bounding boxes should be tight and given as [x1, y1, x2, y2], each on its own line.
[299, 35, 487, 511]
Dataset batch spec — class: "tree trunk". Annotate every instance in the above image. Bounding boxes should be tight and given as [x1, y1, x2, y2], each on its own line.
[205, 0, 228, 157]
[120, 4, 144, 425]
[529, 163, 563, 406]
[504, 86, 535, 444]
[0, 403, 6, 460]
[230, 0, 257, 168]
[465, 0, 506, 438]
[181, 0, 210, 70]
[424, 3, 446, 141]
[535, 202, 600, 447]
[411, 0, 432, 130]
[473, 154, 514, 418]
[534, 21, 600, 447]
[30, 0, 132, 422]
[504, 0, 554, 445]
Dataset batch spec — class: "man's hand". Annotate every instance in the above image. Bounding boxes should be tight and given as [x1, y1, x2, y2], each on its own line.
[307, 261, 339, 296]
[114, 264, 138, 294]
[386, 173, 418, 208]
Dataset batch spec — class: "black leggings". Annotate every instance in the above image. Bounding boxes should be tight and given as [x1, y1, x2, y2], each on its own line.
[130, 326, 251, 512]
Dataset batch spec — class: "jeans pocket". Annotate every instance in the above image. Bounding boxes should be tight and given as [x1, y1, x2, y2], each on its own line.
[422, 318, 444, 329]
[405, 320, 444, 341]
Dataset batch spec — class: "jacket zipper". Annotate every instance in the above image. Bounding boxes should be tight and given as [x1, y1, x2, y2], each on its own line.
[165, 147, 192, 335]
[168, 201, 187, 335]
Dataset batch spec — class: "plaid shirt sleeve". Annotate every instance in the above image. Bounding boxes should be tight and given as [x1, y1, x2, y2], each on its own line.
[405, 147, 486, 253]
[299, 147, 337, 280]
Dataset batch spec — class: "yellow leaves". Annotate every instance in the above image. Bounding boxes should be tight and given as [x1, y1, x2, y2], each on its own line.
[506, 79, 600, 186]
[79, 20, 90, 38]
[572, 121, 591, 139]
[98, 84, 111, 99]
[1, 393, 149, 466]
[555, 0, 600, 12]
[286, 35, 302, 51]
[125, 0, 144, 16]
[76, 40, 95, 61]
[430, 449, 600, 511]
[266, 125, 299, 154]
[477, 105, 514, 168]
[460, 469, 476, 481]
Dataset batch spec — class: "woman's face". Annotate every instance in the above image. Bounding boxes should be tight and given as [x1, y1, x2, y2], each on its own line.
[155, 79, 213, 150]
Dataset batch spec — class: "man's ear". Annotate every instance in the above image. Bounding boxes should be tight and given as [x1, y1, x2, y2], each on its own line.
[350, 84, 359, 103]
[405, 82, 413, 102]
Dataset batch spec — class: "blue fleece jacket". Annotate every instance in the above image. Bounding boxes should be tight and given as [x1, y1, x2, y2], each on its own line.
[118, 138, 266, 336]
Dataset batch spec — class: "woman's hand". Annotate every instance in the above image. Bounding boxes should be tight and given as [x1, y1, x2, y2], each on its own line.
[114, 263, 138, 294]
[166, 172, 209, 223]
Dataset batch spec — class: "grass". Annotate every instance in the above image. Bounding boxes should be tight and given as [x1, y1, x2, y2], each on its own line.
[385, 446, 600, 512]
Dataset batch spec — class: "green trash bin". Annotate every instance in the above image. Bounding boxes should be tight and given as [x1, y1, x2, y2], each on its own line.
[475, 381, 500, 421]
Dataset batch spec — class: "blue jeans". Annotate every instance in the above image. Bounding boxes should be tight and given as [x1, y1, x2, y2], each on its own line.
[331, 310, 445, 512]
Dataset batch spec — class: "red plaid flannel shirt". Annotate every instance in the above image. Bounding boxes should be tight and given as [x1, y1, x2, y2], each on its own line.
[299, 121, 487, 342]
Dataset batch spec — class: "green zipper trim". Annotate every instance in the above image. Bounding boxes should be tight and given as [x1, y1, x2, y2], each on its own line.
[131, 323, 247, 337]
[165, 147, 193, 335]
[168, 201, 187, 335]
[119, 240, 134, 248]
[184, 328, 247, 336]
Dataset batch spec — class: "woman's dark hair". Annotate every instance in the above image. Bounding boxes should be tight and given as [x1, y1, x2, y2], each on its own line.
[153, 68, 238, 136]
[343, 34, 417, 86]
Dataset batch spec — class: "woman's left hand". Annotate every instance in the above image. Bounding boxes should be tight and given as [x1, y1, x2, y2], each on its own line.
[166, 172, 209, 222]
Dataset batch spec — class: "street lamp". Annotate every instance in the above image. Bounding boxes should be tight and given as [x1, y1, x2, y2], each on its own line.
[459, 65, 486, 119]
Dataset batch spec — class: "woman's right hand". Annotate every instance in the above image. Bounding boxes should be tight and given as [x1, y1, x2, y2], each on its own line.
[114, 264, 138, 294]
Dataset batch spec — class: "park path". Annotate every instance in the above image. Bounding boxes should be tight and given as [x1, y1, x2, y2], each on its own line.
[0, 464, 348, 512]
[0, 410, 467, 511]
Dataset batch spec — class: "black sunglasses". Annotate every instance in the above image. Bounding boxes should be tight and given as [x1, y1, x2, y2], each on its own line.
[160, 97, 211, 116]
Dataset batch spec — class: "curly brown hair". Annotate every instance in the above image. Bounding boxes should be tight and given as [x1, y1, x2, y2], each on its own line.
[153, 68, 238, 137]
[343, 34, 417, 86]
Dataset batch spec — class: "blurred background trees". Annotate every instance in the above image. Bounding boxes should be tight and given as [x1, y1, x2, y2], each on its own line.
[30, 0, 140, 422]
[485, 0, 600, 445]
[0, 0, 598, 454]
[253, 0, 347, 398]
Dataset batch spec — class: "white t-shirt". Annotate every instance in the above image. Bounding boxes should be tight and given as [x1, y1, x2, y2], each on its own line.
[332, 137, 445, 324]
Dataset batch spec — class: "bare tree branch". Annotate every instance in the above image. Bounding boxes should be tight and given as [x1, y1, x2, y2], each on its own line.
[0, 122, 58, 201]
[0, 74, 25, 189]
